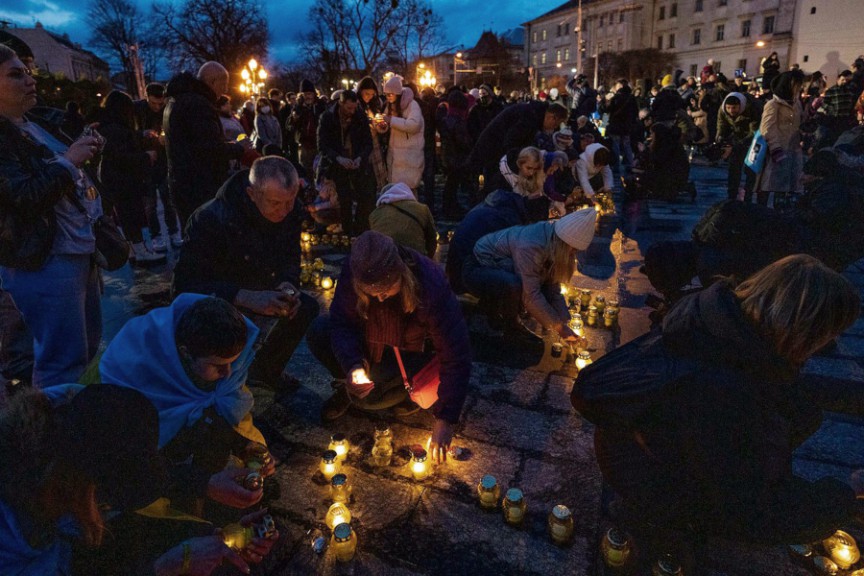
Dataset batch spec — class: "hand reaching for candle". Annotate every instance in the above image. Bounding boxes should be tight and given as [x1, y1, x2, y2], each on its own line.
[153, 536, 249, 576]
[237, 509, 280, 565]
[206, 468, 263, 509]
[348, 366, 375, 399]
[430, 419, 453, 464]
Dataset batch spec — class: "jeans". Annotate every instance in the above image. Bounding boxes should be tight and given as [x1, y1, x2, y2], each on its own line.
[307, 315, 433, 411]
[727, 147, 756, 201]
[461, 256, 522, 322]
[247, 292, 320, 384]
[0, 254, 101, 387]
[609, 134, 634, 173]
[144, 176, 180, 236]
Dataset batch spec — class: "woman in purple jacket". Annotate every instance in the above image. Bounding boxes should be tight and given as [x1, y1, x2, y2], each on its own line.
[307, 231, 471, 463]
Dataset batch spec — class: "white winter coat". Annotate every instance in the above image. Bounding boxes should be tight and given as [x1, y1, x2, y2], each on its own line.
[387, 88, 425, 190]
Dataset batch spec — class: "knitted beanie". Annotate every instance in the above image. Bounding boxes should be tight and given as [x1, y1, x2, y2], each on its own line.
[384, 75, 404, 95]
[661, 74, 674, 88]
[553, 207, 596, 250]
[300, 79, 315, 93]
[350, 231, 407, 291]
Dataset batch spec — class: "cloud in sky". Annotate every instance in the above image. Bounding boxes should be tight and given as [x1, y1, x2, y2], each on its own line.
[4, 0, 563, 66]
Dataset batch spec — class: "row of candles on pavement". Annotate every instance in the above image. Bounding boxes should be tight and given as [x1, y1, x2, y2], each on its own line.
[563, 286, 621, 332]
[299, 257, 334, 290]
[301, 231, 352, 253]
[313, 425, 584, 562]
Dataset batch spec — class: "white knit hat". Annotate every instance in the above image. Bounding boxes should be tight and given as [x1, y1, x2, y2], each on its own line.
[384, 74, 403, 95]
[553, 207, 596, 250]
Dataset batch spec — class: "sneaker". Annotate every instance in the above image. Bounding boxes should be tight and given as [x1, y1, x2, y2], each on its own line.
[150, 235, 168, 253]
[131, 242, 166, 265]
[170, 232, 184, 248]
[321, 386, 352, 423]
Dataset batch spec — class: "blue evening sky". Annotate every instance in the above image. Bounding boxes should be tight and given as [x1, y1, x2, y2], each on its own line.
[0, 0, 563, 67]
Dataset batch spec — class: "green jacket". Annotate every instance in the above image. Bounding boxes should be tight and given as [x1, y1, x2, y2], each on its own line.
[369, 199, 437, 258]
[716, 93, 760, 149]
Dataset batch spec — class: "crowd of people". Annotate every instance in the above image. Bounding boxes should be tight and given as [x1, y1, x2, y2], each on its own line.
[2, 38, 864, 573]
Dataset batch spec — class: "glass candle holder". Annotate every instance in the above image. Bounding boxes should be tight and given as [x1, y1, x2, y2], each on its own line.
[575, 350, 593, 371]
[371, 423, 393, 467]
[594, 295, 606, 315]
[551, 342, 563, 358]
[322, 234, 331, 245]
[603, 308, 618, 329]
[310, 234, 319, 245]
[330, 473, 352, 504]
[477, 475, 500, 510]
[313, 258, 325, 271]
[548, 505, 575, 545]
[328, 433, 350, 462]
[411, 446, 430, 480]
[331, 523, 357, 562]
[313, 272, 322, 287]
[580, 289, 593, 309]
[652, 554, 683, 576]
[601, 528, 632, 568]
[341, 235, 350, 247]
[321, 276, 334, 290]
[320, 450, 342, 480]
[502, 488, 527, 526]
[812, 556, 839, 575]
[222, 523, 253, 550]
[301, 232, 311, 243]
[586, 306, 598, 327]
[569, 313, 584, 336]
[236, 471, 263, 491]
[325, 502, 352, 530]
[824, 530, 860, 570]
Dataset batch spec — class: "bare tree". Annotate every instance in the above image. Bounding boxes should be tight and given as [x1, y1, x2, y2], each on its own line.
[152, 0, 269, 74]
[86, 0, 140, 93]
[586, 49, 678, 89]
[388, 0, 445, 74]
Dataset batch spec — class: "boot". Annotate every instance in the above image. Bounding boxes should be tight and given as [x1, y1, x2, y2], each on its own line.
[131, 242, 166, 265]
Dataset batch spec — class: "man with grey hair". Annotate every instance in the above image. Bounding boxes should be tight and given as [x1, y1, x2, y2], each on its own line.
[164, 61, 248, 224]
[173, 156, 319, 395]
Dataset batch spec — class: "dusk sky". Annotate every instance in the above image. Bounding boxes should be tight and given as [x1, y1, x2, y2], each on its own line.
[0, 0, 563, 66]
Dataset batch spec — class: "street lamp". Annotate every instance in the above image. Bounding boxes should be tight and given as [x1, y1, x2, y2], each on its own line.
[756, 40, 766, 48]
[454, 51, 464, 86]
[240, 57, 267, 96]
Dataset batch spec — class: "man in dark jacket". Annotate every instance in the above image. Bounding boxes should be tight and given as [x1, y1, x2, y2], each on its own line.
[467, 83, 504, 144]
[468, 101, 568, 196]
[651, 82, 685, 123]
[163, 61, 246, 224]
[316, 90, 375, 236]
[566, 74, 597, 129]
[286, 79, 326, 175]
[419, 87, 440, 208]
[172, 156, 319, 392]
[601, 79, 639, 173]
[716, 92, 760, 200]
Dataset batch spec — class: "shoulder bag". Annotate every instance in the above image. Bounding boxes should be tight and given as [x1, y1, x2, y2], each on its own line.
[67, 193, 129, 271]
[393, 347, 439, 409]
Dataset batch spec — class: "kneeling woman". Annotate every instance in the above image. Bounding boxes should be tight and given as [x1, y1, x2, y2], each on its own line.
[100, 294, 273, 512]
[464, 207, 596, 340]
[308, 231, 470, 463]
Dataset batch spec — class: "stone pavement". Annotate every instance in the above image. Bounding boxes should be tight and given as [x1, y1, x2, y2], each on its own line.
[98, 163, 864, 576]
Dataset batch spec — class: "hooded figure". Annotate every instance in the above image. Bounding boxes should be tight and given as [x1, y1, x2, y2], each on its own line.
[369, 182, 438, 257]
[574, 143, 614, 196]
[383, 76, 425, 189]
[759, 71, 804, 205]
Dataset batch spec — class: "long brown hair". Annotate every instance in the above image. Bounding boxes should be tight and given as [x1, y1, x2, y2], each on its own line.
[548, 234, 576, 284]
[353, 265, 420, 320]
[735, 254, 860, 365]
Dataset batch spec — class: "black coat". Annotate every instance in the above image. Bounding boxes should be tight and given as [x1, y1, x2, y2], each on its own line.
[316, 102, 373, 177]
[97, 119, 152, 202]
[604, 87, 639, 136]
[163, 73, 243, 203]
[0, 117, 76, 270]
[172, 169, 303, 303]
[651, 87, 684, 122]
[467, 99, 504, 142]
[468, 101, 550, 173]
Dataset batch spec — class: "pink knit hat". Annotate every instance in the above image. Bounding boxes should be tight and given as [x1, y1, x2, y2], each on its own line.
[350, 231, 407, 291]
[384, 75, 404, 95]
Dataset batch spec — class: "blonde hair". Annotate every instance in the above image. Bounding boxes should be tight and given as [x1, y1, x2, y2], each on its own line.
[734, 254, 860, 365]
[353, 265, 420, 320]
[514, 146, 546, 197]
[548, 234, 576, 284]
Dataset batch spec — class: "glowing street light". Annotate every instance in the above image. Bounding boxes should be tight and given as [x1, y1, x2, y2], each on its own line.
[240, 57, 267, 96]
[756, 40, 766, 48]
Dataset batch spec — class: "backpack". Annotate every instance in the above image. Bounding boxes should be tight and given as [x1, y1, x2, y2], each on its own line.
[570, 331, 700, 431]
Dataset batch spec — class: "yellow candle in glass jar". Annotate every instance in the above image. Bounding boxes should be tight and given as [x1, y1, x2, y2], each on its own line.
[331, 523, 357, 562]
[320, 450, 342, 480]
[325, 502, 352, 530]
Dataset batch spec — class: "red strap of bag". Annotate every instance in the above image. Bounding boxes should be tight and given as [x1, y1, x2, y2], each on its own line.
[393, 347, 413, 392]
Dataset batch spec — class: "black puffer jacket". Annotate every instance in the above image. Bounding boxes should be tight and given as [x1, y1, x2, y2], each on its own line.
[163, 73, 243, 200]
[172, 169, 303, 302]
[467, 101, 550, 173]
[0, 117, 75, 270]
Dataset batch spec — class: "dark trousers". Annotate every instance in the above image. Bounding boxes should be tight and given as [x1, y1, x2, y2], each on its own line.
[334, 169, 376, 237]
[0, 288, 33, 382]
[172, 182, 217, 230]
[727, 147, 756, 201]
[248, 292, 319, 384]
[422, 143, 437, 208]
[144, 175, 180, 236]
[307, 315, 432, 411]
[442, 167, 472, 216]
[595, 428, 861, 544]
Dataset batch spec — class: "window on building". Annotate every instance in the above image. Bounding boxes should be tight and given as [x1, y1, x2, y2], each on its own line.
[670, 3, 677, 17]
[718, 0, 727, 6]
[564, 23, 570, 35]
[738, 58, 747, 72]
[618, 38, 623, 51]
[564, 47, 570, 60]
[533, 31, 537, 43]
[804, 55, 809, 62]
[557, 24, 561, 37]
[695, 0, 703, 12]
[763, 15, 775, 34]
[600, 15, 605, 27]
[607, 40, 612, 51]
[714, 61, 722, 71]
[657, 36, 663, 50]
[741, 19, 751, 37]
[533, 54, 538, 65]
[556, 49, 561, 62]
[716, 24, 725, 41]
[810, 6, 816, 14]
[620, 11, 625, 23]
[541, 52, 547, 64]
[690, 64, 698, 77]
[542, 29, 548, 40]
[668, 34, 676, 49]
[693, 28, 701, 44]
[659, 5, 665, 20]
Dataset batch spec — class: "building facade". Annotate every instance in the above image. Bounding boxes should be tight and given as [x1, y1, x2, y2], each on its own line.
[523, 0, 651, 92]
[650, 0, 796, 81]
[790, 0, 862, 84]
[0, 22, 110, 82]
